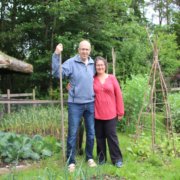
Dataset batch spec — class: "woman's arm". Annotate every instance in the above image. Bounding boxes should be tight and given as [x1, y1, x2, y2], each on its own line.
[112, 75, 124, 118]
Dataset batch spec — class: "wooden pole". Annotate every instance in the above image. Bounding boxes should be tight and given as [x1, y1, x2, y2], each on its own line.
[134, 62, 154, 142]
[157, 62, 177, 156]
[7, 89, 10, 115]
[150, 59, 157, 154]
[112, 47, 116, 76]
[33, 89, 35, 109]
[106, 55, 108, 73]
[33, 89, 35, 100]
[59, 52, 65, 166]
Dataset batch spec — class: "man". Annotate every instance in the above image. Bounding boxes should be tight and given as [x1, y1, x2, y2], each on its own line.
[52, 40, 97, 172]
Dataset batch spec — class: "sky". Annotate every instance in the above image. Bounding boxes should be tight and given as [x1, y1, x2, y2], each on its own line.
[144, 0, 180, 25]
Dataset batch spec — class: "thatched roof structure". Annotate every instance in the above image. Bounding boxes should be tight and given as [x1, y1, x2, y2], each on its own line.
[0, 51, 33, 74]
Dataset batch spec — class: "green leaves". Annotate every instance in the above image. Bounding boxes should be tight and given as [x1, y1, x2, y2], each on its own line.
[31, 135, 52, 157]
[164, 92, 180, 133]
[117, 74, 150, 132]
[0, 131, 60, 164]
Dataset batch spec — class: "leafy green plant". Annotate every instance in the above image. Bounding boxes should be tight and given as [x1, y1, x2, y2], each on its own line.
[44, 135, 62, 153]
[127, 131, 180, 158]
[118, 74, 150, 132]
[32, 134, 52, 157]
[164, 92, 180, 133]
[0, 131, 35, 163]
[127, 132, 152, 158]
[0, 131, 60, 164]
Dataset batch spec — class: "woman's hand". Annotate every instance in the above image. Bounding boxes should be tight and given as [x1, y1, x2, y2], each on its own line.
[118, 115, 123, 120]
[67, 82, 71, 90]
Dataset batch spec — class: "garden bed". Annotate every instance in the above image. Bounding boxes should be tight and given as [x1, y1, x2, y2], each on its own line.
[0, 159, 37, 175]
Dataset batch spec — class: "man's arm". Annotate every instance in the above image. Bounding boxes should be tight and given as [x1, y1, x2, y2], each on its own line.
[52, 44, 71, 79]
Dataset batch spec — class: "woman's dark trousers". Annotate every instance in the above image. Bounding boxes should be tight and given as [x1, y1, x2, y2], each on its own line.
[95, 116, 123, 164]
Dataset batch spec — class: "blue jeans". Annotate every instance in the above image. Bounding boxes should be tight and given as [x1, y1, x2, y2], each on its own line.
[67, 102, 95, 164]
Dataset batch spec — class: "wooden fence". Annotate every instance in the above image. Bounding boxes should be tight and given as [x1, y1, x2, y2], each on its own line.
[1, 89, 35, 99]
[1, 89, 35, 114]
[0, 89, 68, 115]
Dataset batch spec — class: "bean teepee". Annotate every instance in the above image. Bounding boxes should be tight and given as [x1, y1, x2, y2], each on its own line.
[134, 27, 176, 156]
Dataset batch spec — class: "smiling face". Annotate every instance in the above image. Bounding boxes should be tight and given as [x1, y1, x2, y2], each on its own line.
[78, 41, 91, 61]
[95, 60, 106, 75]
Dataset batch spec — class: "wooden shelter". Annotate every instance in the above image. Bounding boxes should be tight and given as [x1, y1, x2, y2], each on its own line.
[0, 51, 33, 74]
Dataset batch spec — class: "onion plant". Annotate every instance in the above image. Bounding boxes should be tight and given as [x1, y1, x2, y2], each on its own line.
[0, 104, 68, 139]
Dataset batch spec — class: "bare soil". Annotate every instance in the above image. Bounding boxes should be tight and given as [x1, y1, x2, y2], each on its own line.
[76, 173, 125, 180]
[0, 158, 36, 175]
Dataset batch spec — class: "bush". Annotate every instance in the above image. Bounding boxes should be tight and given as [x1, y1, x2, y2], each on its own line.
[117, 74, 150, 132]
[165, 92, 180, 133]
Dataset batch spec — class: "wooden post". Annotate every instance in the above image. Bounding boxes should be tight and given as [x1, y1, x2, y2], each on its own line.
[33, 89, 35, 100]
[59, 52, 65, 166]
[33, 89, 35, 108]
[112, 47, 116, 76]
[7, 89, 10, 115]
[106, 55, 108, 73]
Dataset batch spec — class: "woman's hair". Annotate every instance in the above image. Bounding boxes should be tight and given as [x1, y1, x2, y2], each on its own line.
[94, 56, 108, 73]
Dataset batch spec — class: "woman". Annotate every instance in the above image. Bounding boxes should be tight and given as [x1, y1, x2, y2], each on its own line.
[93, 56, 124, 167]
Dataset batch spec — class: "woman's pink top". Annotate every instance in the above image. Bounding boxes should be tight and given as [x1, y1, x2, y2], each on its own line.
[93, 74, 124, 120]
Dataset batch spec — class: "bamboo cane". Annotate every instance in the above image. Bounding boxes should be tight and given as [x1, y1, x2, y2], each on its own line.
[59, 52, 65, 166]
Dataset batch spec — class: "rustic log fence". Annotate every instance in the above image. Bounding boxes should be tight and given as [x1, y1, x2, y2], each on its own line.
[1, 89, 35, 114]
[0, 89, 68, 115]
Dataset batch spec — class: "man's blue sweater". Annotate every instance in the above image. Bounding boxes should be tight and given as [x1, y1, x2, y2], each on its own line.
[52, 53, 96, 104]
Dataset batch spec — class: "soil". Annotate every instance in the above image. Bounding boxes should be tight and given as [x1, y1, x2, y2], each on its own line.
[76, 173, 125, 180]
[0, 158, 36, 175]
[0, 157, 28, 168]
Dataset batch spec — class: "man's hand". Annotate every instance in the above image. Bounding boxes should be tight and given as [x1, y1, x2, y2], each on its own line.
[67, 82, 71, 90]
[118, 115, 123, 120]
[55, 43, 63, 55]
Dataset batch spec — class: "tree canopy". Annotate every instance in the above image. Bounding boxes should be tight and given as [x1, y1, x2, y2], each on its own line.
[0, 0, 180, 98]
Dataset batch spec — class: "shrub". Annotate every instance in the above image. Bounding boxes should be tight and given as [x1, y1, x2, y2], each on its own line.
[165, 92, 180, 133]
[117, 74, 150, 132]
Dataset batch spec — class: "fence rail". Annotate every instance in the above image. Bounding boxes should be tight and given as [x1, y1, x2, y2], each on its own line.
[1, 93, 34, 98]
[0, 89, 69, 115]
[1, 89, 35, 114]
[0, 100, 68, 104]
[156, 87, 180, 92]
[1, 89, 35, 99]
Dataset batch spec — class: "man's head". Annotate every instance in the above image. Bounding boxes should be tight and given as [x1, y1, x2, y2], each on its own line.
[78, 40, 91, 62]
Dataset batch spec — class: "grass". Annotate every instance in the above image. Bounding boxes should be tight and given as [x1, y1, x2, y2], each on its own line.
[1, 106, 180, 179]
[1, 133, 180, 180]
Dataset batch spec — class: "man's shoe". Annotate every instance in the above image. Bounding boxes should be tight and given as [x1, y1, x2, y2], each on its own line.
[88, 159, 97, 167]
[116, 161, 123, 168]
[68, 164, 75, 172]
